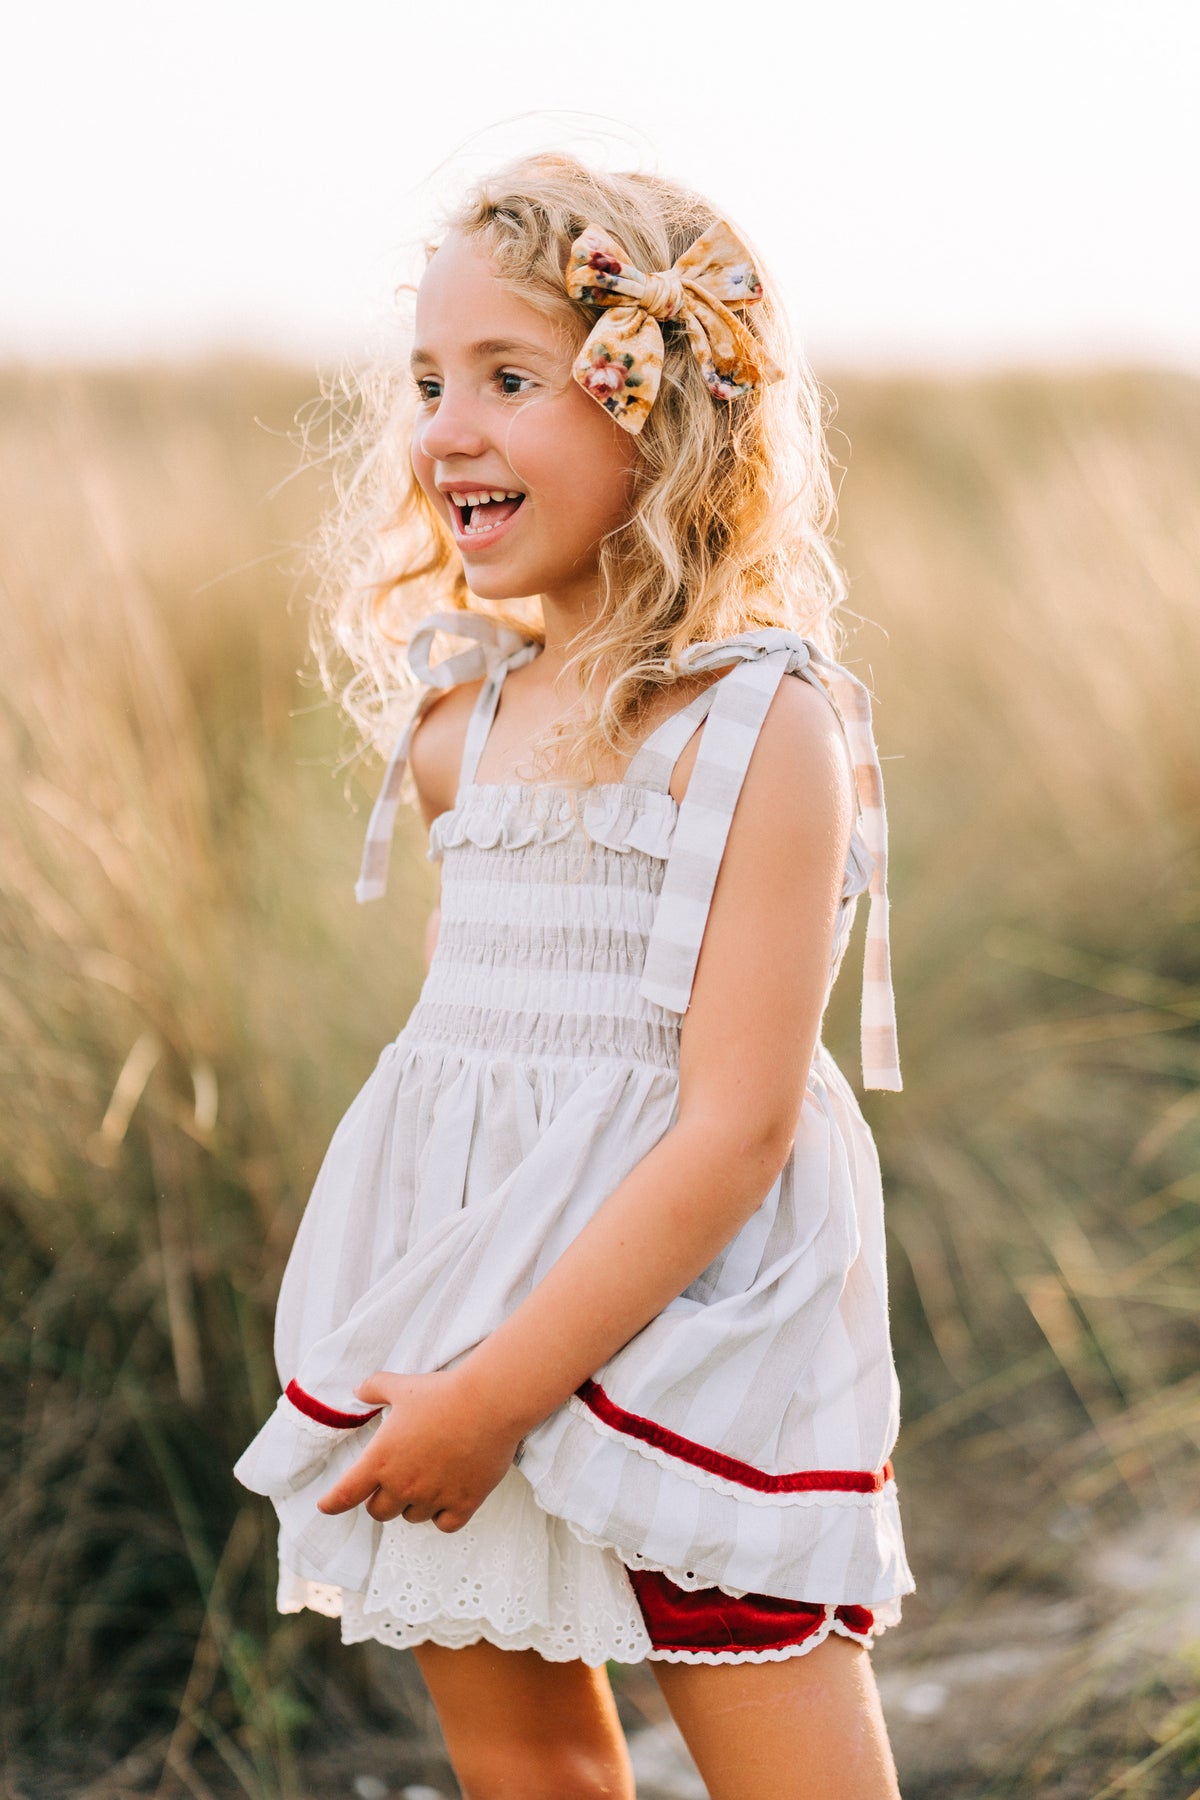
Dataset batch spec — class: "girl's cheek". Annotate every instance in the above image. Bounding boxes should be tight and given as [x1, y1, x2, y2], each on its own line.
[495, 406, 555, 497]
[502, 401, 637, 524]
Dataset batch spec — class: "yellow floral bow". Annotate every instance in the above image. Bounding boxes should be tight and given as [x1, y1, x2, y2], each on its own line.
[564, 218, 783, 433]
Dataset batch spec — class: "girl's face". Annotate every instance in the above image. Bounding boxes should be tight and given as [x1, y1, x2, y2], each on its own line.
[410, 230, 640, 609]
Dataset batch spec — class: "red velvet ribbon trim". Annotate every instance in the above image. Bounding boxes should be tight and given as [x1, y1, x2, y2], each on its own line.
[285, 1378, 383, 1430]
[576, 1377, 893, 1494]
[627, 1567, 876, 1654]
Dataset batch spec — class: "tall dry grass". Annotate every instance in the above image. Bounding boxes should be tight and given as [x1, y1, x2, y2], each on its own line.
[827, 369, 1200, 1795]
[0, 361, 1197, 1796]
[0, 363, 436, 1794]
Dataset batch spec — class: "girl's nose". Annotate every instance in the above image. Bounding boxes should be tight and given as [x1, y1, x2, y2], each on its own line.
[414, 383, 489, 462]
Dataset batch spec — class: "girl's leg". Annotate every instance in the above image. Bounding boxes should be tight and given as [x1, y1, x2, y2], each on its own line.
[651, 1632, 902, 1800]
[411, 1639, 635, 1800]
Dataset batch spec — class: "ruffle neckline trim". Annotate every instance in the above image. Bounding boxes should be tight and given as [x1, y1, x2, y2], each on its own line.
[427, 780, 678, 863]
[428, 779, 877, 896]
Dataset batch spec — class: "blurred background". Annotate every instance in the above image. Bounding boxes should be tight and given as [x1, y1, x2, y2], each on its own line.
[3, 3, 1198, 1796]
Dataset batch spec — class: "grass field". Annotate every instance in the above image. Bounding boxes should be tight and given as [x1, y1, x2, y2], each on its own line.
[1, 360, 1197, 1798]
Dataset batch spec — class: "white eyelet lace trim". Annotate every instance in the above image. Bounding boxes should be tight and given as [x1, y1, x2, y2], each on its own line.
[276, 1464, 652, 1667]
[280, 1571, 884, 1667]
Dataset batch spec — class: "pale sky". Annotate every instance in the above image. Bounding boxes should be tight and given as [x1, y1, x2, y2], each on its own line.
[5, 0, 1198, 372]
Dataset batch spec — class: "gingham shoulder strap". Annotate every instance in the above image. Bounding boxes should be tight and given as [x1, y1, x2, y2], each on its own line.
[354, 610, 539, 904]
[636, 628, 903, 1093]
[622, 682, 728, 793]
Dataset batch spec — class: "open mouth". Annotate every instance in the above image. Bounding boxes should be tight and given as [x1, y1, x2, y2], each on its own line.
[448, 487, 526, 537]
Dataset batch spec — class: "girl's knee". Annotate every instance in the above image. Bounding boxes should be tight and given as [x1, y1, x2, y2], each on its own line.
[455, 1740, 633, 1800]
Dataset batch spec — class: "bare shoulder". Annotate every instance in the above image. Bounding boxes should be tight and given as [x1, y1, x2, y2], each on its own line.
[751, 671, 855, 820]
[724, 670, 855, 882]
[407, 680, 484, 829]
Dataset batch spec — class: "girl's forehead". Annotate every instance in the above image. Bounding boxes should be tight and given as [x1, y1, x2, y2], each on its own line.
[415, 231, 558, 351]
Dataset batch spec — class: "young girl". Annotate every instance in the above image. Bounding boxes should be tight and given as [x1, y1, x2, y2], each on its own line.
[235, 152, 914, 1799]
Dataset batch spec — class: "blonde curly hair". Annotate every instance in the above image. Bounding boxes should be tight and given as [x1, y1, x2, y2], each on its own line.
[309, 150, 851, 791]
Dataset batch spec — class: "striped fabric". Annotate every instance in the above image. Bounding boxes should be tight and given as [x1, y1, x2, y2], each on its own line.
[634, 629, 902, 1092]
[356, 613, 902, 1092]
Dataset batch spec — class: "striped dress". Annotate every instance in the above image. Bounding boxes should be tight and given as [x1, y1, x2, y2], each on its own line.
[234, 609, 915, 1665]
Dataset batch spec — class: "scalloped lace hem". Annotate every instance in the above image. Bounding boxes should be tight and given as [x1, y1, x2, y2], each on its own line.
[278, 1577, 887, 1666]
[279, 1569, 649, 1666]
[301, 1603, 645, 1666]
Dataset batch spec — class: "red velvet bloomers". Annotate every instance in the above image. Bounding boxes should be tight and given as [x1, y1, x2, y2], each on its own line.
[625, 1565, 876, 1661]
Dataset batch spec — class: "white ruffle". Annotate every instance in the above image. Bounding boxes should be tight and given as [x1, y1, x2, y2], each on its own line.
[517, 1392, 914, 1611]
[427, 779, 875, 898]
[427, 781, 679, 864]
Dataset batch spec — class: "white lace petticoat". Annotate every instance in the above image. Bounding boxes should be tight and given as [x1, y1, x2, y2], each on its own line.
[276, 1464, 897, 1667]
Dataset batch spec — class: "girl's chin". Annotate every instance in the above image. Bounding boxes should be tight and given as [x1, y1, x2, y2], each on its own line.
[456, 556, 539, 599]
[460, 571, 526, 600]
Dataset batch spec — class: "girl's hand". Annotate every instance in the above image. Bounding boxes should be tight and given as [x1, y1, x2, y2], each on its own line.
[315, 1368, 523, 1533]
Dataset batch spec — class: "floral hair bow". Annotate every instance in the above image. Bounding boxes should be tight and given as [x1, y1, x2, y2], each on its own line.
[564, 218, 784, 433]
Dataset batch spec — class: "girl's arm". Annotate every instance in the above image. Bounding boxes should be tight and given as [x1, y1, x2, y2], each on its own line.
[320, 677, 855, 1527]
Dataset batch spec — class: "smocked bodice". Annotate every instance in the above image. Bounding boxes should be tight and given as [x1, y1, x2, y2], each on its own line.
[356, 609, 902, 1092]
[403, 779, 871, 1071]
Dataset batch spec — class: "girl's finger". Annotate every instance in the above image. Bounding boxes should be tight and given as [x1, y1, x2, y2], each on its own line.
[353, 1372, 391, 1405]
[365, 1488, 408, 1522]
[397, 1499, 438, 1524]
[316, 1463, 380, 1515]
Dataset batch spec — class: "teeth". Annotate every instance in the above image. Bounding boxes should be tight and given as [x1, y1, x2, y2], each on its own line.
[446, 489, 523, 506]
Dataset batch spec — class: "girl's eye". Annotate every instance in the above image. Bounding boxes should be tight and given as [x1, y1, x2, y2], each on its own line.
[412, 370, 536, 402]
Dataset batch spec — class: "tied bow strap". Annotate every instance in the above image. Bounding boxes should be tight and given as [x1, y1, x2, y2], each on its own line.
[662, 629, 902, 1093]
[355, 610, 538, 904]
[564, 219, 784, 434]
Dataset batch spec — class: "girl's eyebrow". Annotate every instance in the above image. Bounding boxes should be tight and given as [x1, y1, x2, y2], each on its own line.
[410, 336, 555, 368]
